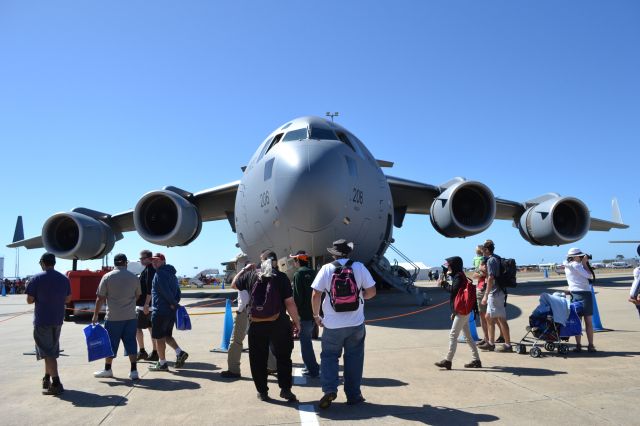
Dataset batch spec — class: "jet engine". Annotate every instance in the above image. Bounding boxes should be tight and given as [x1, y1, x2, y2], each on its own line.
[134, 189, 202, 246]
[517, 197, 590, 246]
[42, 212, 116, 260]
[430, 181, 496, 238]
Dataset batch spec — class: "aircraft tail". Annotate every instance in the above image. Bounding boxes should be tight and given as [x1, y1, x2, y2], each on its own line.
[12, 216, 24, 243]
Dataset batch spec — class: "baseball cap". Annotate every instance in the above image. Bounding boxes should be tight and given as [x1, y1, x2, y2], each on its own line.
[151, 253, 166, 262]
[289, 250, 309, 261]
[113, 253, 128, 266]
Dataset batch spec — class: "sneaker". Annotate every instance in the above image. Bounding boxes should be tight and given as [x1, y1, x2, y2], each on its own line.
[495, 344, 513, 353]
[480, 343, 495, 351]
[434, 359, 452, 370]
[319, 392, 337, 409]
[477, 339, 486, 346]
[257, 392, 271, 402]
[496, 336, 505, 343]
[464, 359, 482, 368]
[94, 369, 114, 378]
[220, 370, 241, 379]
[42, 382, 64, 396]
[175, 351, 189, 368]
[42, 376, 51, 390]
[136, 350, 149, 361]
[347, 395, 366, 405]
[267, 368, 277, 376]
[147, 350, 159, 362]
[302, 371, 320, 378]
[280, 388, 298, 403]
[149, 362, 169, 372]
[129, 370, 140, 380]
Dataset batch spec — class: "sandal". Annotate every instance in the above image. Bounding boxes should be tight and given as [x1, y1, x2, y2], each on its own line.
[572, 344, 582, 353]
[587, 345, 597, 353]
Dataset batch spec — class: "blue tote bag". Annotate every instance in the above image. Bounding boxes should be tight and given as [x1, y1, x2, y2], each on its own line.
[176, 305, 192, 331]
[83, 324, 114, 362]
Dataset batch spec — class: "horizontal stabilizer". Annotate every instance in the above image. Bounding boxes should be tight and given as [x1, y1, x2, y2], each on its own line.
[7, 235, 44, 249]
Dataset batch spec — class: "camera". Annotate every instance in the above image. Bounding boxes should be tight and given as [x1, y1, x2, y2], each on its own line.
[585, 254, 592, 260]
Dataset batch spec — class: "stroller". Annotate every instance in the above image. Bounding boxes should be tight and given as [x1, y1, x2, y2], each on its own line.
[516, 292, 583, 358]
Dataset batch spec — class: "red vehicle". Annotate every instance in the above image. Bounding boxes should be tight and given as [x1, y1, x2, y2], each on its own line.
[64, 268, 112, 320]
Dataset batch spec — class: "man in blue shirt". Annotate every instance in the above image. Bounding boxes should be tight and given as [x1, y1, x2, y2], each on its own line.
[26, 253, 71, 396]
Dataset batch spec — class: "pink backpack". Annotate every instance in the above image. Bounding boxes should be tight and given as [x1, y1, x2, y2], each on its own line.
[328, 260, 360, 312]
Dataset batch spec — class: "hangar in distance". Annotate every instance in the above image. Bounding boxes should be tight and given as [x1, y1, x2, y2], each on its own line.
[8, 116, 628, 302]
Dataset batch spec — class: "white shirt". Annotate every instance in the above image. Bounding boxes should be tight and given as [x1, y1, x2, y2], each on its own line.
[311, 258, 376, 329]
[629, 267, 640, 298]
[237, 289, 250, 312]
[563, 260, 592, 292]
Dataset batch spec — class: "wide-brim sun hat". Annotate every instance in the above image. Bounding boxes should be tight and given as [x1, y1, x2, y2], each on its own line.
[567, 247, 585, 257]
[327, 239, 354, 257]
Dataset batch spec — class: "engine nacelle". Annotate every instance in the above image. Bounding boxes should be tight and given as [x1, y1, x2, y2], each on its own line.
[42, 212, 116, 260]
[518, 197, 590, 246]
[430, 181, 496, 237]
[134, 189, 202, 246]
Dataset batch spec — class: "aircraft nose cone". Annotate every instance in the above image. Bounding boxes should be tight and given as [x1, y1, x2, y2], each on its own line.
[274, 143, 347, 232]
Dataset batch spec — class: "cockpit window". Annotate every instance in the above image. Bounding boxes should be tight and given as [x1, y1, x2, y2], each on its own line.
[309, 127, 338, 141]
[282, 128, 308, 142]
[335, 131, 356, 152]
[261, 133, 283, 158]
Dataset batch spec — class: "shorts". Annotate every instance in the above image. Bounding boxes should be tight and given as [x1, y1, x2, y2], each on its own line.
[33, 325, 62, 360]
[105, 319, 138, 357]
[571, 291, 593, 317]
[137, 309, 152, 329]
[151, 313, 175, 339]
[476, 288, 487, 313]
[487, 290, 506, 319]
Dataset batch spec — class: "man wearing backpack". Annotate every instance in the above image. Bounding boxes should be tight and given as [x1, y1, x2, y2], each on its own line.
[479, 240, 513, 353]
[311, 239, 377, 409]
[242, 250, 301, 403]
[290, 250, 320, 378]
[434, 256, 481, 370]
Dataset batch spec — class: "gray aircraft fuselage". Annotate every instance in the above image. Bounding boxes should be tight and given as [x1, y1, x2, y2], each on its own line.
[234, 116, 393, 266]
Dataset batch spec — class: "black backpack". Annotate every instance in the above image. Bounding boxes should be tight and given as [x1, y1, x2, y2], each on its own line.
[494, 255, 517, 289]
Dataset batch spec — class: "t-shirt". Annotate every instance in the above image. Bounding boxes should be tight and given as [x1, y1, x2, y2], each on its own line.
[293, 266, 317, 321]
[236, 269, 293, 319]
[487, 254, 502, 295]
[26, 270, 71, 327]
[137, 265, 155, 307]
[563, 260, 593, 292]
[97, 267, 141, 321]
[311, 259, 376, 329]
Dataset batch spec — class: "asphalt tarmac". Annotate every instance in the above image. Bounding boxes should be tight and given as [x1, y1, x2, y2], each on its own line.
[1, 273, 639, 425]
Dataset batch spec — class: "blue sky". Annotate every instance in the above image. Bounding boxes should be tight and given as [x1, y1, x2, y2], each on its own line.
[1, 1, 639, 277]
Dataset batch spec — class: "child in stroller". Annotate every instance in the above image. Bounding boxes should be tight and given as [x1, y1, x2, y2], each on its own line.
[516, 292, 583, 357]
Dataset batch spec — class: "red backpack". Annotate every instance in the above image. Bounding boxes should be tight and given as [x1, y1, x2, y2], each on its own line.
[453, 273, 477, 315]
[328, 260, 360, 312]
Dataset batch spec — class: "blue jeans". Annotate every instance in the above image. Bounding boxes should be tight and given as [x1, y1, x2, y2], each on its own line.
[299, 320, 319, 375]
[320, 323, 366, 400]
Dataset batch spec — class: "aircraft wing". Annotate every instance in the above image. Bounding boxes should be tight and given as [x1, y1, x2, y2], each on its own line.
[386, 175, 627, 243]
[6, 180, 240, 251]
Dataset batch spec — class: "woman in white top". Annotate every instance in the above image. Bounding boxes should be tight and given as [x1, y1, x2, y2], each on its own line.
[564, 247, 596, 352]
[628, 266, 640, 317]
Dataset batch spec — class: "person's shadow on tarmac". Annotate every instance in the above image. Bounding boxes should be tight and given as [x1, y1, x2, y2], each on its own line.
[58, 389, 128, 407]
[314, 402, 499, 425]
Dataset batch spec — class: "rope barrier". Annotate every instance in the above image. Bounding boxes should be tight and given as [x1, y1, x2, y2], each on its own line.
[365, 299, 449, 323]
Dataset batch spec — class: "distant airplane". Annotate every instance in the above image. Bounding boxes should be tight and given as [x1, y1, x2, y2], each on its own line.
[609, 198, 640, 256]
[7, 116, 628, 303]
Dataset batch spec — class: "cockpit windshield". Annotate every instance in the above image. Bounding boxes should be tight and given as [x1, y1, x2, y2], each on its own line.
[309, 127, 338, 141]
[282, 128, 309, 142]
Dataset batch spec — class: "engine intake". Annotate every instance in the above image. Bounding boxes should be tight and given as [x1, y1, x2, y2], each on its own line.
[42, 212, 116, 260]
[518, 197, 590, 246]
[134, 189, 202, 246]
[430, 181, 496, 237]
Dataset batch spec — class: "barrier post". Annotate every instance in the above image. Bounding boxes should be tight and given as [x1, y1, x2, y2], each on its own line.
[458, 311, 480, 342]
[211, 298, 234, 352]
[591, 285, 608, 332]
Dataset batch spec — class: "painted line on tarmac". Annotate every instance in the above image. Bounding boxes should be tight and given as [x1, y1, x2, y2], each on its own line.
[293, 367, 307, 385]
[298, 404, 319, 426]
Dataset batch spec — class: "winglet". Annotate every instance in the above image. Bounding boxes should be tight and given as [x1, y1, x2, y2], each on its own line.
[12, 216, 24, 243]
[612, 197, 624, 224]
